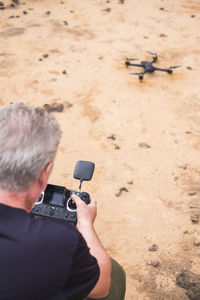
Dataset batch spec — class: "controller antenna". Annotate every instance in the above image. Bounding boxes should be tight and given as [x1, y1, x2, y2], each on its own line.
[78, 179, 83, 192]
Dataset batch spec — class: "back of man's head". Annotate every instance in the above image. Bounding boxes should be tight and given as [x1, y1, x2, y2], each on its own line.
[0, 103, 62, 192]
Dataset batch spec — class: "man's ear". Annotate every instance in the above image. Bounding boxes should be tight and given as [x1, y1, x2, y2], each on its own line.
[38, 162, 53, 190]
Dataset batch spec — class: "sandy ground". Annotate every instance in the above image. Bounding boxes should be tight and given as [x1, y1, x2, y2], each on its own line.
[1, 0, 200, 299]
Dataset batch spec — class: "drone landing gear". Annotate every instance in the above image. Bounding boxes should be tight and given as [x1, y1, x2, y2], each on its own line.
[128, 77, 154, 87]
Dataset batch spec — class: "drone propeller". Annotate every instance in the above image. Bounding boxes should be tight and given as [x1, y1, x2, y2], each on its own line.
[125, 58, 138, 61]
[146, 51, 157, 56]
[129, 72, 143, 76]
[169, 65, 181, 69]
[145, 50, 171, 61]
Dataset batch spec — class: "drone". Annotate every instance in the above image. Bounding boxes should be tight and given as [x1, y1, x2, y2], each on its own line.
[124, 51, 181, 82]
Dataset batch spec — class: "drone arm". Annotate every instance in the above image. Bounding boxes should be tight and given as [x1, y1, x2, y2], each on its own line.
[154, 67, 171, 73]
[126, 62, 144, 68]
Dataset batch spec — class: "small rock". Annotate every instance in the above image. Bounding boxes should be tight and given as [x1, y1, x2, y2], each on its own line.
[62, 70, 67, 75]
[188, 192, 197, 196]
[115, 187, 128, 197]
[102, 8, 111, 12]
[138, 142, 151, 149]
[23, 10, 27, 14]
[127, 180, 133, 185]
[63, 21, 68, 25]
[114, 144, 120, 150]
[183, 230, 189, 234]
[179, 164, 188, 170]
[151, 260, 160, 267]
[194, 240, 200, 246]
[98, 56, 103, 60]
[43, 54, 48, 58]
[183, 246, 189, 251]
[160, 7, 165, 10]
[176, 269, 200, 299]
[107, 134, 116, 141]
[187, 66, 193, 70]
[147, 260, 160, 267]
[0, 2, 4, 7]
[160, 33, 167, 37]
[191, 14, 195, 18]
[191, 213, 199, 223]
[43, 103, 64, 113]
[45, 10, 51, 15]
[11, 0, 19, 4]
[149, 244, 157, 252]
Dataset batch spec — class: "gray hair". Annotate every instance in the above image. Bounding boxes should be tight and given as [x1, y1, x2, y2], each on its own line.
[0, 103, 62, 192]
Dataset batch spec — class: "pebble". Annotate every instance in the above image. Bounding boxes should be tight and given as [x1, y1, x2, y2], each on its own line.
[149, 244, 157, 252]
[147, 260, 160, 267]
[191, 213, 199, 223]
[160, 33, 167, 37]
[114, 144, 120, 150]
[188, 191, 197, 196]
[43, 103, 64, 113]
[102, 8, 111, 12]
[151, 260, 160, 267]
[194, 239, 200, 246]
[127, 180, 133, 185]
[107, 134, 116, 141]
[115, 187, 128, 197]
[138, 142, 151, 149]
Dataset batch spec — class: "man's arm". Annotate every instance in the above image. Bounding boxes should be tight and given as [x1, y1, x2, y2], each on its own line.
[71, 195, 111, 299]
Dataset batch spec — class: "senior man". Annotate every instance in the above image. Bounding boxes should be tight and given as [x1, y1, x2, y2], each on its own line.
[0, 103, 126, 300]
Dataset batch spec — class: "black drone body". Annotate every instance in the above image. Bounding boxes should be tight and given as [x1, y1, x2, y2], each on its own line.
[125, 52, 180, 81]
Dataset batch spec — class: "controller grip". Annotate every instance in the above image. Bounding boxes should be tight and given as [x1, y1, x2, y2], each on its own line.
[80, 192, 90, 205]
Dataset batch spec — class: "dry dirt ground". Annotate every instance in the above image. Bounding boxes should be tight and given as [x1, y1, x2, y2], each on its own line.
[1, 0, 200, 299]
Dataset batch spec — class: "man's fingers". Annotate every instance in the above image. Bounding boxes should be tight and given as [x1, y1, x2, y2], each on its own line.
[71, 194, 85, 206]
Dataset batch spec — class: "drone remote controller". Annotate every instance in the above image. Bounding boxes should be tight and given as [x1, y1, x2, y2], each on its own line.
[31, 161, 95, 224]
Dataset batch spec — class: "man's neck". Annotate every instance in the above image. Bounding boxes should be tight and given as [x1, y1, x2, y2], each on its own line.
[0, 190, 35, 213]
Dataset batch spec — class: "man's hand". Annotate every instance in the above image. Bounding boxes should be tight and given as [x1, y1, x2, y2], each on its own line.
[71, 195, 97, 230]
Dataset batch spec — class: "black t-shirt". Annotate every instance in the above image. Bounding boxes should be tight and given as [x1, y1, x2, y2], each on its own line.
[0, 203, 100, 300]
